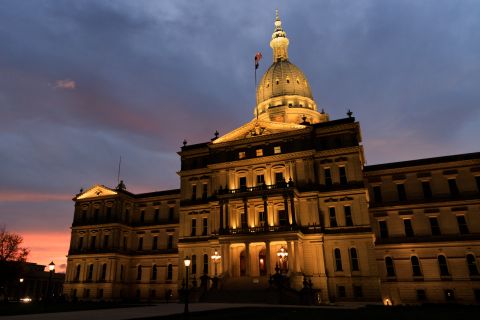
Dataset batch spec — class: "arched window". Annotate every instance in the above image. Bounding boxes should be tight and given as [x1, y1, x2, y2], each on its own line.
[334, 249, 343, 271]
[411, 256, 422, 276]
[259, 249, 267, 276]
[167, 264, 173, 280]
[192, 255, 197, 274]
[75, 265, 81, 281]
[350, 248, 359, 271]
[87, 264, 94, 281]
[466, 254, 479, 276]
[385, 257, 395, 277]
[438, 255, 450, 276]
[151, 264, 157, 280]
[100, 263, 107, 281]
[137, 265, 142, 281]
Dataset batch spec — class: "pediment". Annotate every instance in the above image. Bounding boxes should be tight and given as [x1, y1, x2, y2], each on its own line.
[213, 119, 306, 144]
[76, 184, 117, 200]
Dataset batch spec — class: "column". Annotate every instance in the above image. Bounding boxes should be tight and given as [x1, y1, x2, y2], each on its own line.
[245, 243, 250, 276]
[284, 195, 290, 225]
[287, 241, 293, 273]
[265, 240, 271, 275]
[290, 194, 297, 226]
[249, 202, 256, 227]
[243, 198, 248, 229]
[263, 196, 268, 228]
[225, 201, 230, 229]
[219, 201, 224, 231]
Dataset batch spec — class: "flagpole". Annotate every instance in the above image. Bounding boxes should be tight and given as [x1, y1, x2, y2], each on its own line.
[255, 65, 258, 120]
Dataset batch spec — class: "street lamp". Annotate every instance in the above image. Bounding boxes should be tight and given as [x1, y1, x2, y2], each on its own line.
[183, 256, 191, 316]
[276, 247, 288, 273]
[211, 250, 221, 276]
[46, 261, 55, 304]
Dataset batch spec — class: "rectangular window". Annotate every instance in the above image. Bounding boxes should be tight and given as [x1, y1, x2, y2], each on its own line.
[448, 178, 459, 196]
[429, 217, 441, 236]
[167, 235, 173, 249]
[324, 168, 332, 186]
[191, 218, 197, 236]
[106, 207, 112, 220]
[344, 206, 353, 226]
[373, 186, 383, 203]
[476, 176, 480, 192]
[240, 212, 247, 228]
[202, 184, 208, 199]
[338, 286, 346, 298]
[474, 289, 480, 302]
[90, 236, 96, 249]
[192, 255, 197, 274]
[256, 174, 265, 186]
[457, 215, 469, 234]
[259, 211, 266, 226]
[256, 149, 263, 157]
[78, 237, 83, 250]
[239, 177, 247, 190]
[123, 236, 127, 250]
[94, 208, 99, 222]
[152, 236, 158, 250]
[202, 217, 208, 235]
[275, 172, 284, 184]
[397, 184, 407, 201]
[238, 151, 246, 159]
[154, 208, 160, 222]
[278, 210, 288, 226]
[350, 248, 360, 271]
[168, 207, 175, 222]
[203, 254, 209, 274]
[404, 219, 414, 237]
[140, 210, 145, 223]
[422, 181, 433, 199]
[137, 237, 143, 250]
[103, 235, 109, 248]
[353, 286, 363, 298]
[416, 289, 427, 301]
[274, 146, 281, 154]
[191, 185, 197, 200]
[379, 221, 389, 239]
[339, 166, 348, 185]
[329, 207, 337, 227]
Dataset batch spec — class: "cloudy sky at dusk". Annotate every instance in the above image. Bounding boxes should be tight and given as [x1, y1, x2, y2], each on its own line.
[1, 0, 479, 271]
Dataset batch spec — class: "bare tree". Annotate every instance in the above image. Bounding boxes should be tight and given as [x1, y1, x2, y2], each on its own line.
[0, 226, 29, 302]
[0, 226, 29, 262]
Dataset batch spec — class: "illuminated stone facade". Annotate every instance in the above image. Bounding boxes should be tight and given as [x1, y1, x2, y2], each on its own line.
[64, 12, 480, 305]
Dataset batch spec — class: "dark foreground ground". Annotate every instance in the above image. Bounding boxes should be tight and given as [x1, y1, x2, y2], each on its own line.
[135, 305, 480, 320]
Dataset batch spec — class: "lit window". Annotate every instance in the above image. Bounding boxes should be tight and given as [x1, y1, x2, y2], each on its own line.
[238, 151, 246, 159]
[274, 146, 281, 154]
[256, 149, 263, 157]
[286, 78, 290, 83]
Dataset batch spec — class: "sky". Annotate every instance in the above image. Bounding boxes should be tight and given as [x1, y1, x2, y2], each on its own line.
[1, 0, 479, 272]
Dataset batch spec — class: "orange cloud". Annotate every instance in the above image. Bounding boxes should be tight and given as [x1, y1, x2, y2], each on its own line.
[19, 231, 71, 273]
[54, 79, 76, 90]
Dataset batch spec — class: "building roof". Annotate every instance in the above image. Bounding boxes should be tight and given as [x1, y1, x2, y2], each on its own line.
[364, 152, 480, 172]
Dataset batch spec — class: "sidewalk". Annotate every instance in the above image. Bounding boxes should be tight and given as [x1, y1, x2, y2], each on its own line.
[1, 302, 360, 320]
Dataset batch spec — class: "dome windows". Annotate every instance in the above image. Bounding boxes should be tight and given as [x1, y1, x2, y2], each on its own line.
[286, 78, 290, 84]
[276, 78, 280, 85]
[296, 78, 300, 84]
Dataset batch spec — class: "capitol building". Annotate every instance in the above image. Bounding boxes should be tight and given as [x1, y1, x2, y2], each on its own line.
[64, 11, 480, 305]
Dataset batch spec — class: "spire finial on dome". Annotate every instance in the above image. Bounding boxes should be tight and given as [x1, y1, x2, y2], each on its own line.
[270, 10, 289, 61]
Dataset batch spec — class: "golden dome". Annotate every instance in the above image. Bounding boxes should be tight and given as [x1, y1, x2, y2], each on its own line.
[256, 60, 314, 105]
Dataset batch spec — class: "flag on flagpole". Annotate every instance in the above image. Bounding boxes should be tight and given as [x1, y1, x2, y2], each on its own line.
[255, 52, 263, 69]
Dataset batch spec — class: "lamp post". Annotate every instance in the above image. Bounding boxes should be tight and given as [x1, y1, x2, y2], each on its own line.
[211, 250, 221, 276]
[183, 256, 191, 316]
[46, 261, 55, 304]
[18, 278, 24, 301]
[276, 247, 288, 273]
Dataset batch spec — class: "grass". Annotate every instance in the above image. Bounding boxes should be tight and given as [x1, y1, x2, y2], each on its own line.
[134, 305, 480, 320]
[0, 301, 150, 316]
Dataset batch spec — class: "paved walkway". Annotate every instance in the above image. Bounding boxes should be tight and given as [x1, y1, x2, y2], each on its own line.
[2, 302, 364, 320]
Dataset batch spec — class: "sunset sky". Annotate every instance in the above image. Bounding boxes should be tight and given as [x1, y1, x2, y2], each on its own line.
[1, 0, 479, 272]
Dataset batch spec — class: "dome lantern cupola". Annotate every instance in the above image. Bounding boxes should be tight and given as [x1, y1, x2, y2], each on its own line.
[270, 9, 289, 61]
[254, 10, 329, 125]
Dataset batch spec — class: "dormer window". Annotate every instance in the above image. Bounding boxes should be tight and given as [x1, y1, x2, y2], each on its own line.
[256, 149, 263, 157]
[238, 151, 246, 159]
[274, 146, 281, 154]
